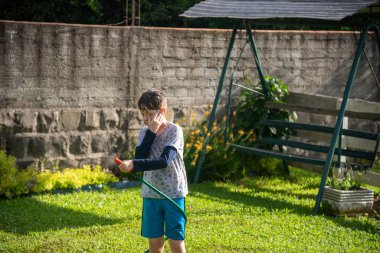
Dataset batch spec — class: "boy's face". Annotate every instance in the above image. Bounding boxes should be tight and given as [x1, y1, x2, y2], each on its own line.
[140, 108, 166, 125]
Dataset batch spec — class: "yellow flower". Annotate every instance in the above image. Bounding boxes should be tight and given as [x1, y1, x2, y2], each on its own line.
[206, 145, 212, 151]
[194, 153, 199, 159]
[191, 160, 196, 166]
[195, 129, 201, 134]
[238, 129, 244, 135]
[205, 111, 210, 116]
[212, 121, 217, 131]
[194, 142, 203, 151]
[190, 131, 195, 136]
[207, 132, 211, 137]
[185, 143, 191, 148]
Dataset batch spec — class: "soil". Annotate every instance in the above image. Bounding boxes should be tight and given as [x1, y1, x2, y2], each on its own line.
[368, 196, 380, 218]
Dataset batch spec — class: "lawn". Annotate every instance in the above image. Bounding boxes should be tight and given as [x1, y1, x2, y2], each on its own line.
[0, 168, 379, 253]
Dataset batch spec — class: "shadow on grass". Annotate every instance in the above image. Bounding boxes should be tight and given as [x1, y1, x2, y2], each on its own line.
[0, 196, 123, 235]
[191, 182, 314, 215]
[190, 182, 380, 234]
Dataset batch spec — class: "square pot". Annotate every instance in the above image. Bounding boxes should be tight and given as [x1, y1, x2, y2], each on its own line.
[322, 186, 374, 216]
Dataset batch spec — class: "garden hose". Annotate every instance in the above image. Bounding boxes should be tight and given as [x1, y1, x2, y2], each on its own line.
[114, 158, 187, 253]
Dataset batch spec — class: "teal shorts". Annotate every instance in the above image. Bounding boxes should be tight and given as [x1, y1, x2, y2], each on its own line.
[141, 197, 186, 240]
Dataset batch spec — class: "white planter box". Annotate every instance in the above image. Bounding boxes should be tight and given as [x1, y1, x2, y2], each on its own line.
[322, 186, 374, 216]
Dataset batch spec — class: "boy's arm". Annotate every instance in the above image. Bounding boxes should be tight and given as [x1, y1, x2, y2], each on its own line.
[132, 146, 177, 172]
[135, 129, 156, 159]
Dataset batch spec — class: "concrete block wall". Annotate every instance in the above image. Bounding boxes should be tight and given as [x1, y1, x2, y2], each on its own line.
[0, 21, 379, 167]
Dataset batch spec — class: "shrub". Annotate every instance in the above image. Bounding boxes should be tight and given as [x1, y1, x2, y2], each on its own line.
[183, 76, 293, 182]
[0, 150, 118, 198]
[183, 114, 257, 181]
[235, 75, 296, 140]
[31, 165, 118, 193]
[0, 150, 36, 198]
[183, 112, 287, 182]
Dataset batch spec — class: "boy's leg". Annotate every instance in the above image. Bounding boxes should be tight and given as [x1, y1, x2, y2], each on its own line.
[142, 198, 165, 252]
[168, 239, 186, 253]
[164, 198, 186, 253]
[149, 236, 165, 253]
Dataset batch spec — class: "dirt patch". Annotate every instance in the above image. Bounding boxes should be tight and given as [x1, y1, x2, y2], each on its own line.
[368, 196, 380, 218]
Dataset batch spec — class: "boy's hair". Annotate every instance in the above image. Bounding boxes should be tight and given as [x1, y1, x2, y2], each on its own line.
[138, 90, 167, 110]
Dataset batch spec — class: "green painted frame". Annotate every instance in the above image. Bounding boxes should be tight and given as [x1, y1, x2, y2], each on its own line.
[192, 21, 380, 215]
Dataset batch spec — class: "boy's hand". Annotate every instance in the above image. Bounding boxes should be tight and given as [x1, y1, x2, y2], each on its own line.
[148, 110, 165, 133]
[119, 160, 134, 173]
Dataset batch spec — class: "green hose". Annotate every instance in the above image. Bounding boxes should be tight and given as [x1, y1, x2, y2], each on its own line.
[131, 172, 187, 222]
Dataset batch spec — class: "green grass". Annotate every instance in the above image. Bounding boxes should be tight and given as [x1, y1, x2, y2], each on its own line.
[0, 168, 379, 253]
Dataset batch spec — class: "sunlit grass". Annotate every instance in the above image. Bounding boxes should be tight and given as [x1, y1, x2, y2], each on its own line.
[0, 168, 379, 252]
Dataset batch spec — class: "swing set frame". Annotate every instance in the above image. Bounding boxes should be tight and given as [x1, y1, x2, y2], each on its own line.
[192, 21, 380, 215]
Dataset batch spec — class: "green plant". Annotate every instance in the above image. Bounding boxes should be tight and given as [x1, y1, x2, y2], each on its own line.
[0, 150, 36, 199]
[0, 150, 118, 199]
[372, 159, 380, 173]
[182, 76, 294, 182]
[235, 75, 296, 140]
[326, 166, 362, 190]
[31, 165, 118, 193]
[183, 112, 258, 181]
[182, 109, 288, 182]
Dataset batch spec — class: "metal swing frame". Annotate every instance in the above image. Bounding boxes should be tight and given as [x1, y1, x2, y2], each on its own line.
[193, 21, 380, 215]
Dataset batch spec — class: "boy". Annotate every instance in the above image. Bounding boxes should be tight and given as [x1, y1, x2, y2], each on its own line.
[119, 89, 188, 253]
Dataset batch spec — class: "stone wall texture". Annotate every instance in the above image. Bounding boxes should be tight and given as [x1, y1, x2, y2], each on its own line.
[0, 20, 379, 167]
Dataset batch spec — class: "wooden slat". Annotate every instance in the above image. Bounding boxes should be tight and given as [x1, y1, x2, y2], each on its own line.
[230, 143, 326, 166]
[265, 91, 380, 120]
[261, 137, 375, 160]
[259, 119, 379, 140]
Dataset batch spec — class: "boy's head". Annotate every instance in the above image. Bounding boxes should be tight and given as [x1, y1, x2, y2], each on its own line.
[138, 90, 167, 125]
[138, 89, 167, 112]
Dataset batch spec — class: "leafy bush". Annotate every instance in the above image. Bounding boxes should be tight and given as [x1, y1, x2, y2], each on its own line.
[183, 76, 294, 182]
[0, 150, 36, 198]
[183, 115, 287, 182]
[183, 113, 258, 181]
[0, 150, 118, 199]
[31, 165, 118, 193]
[235, 75, 296, 139]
